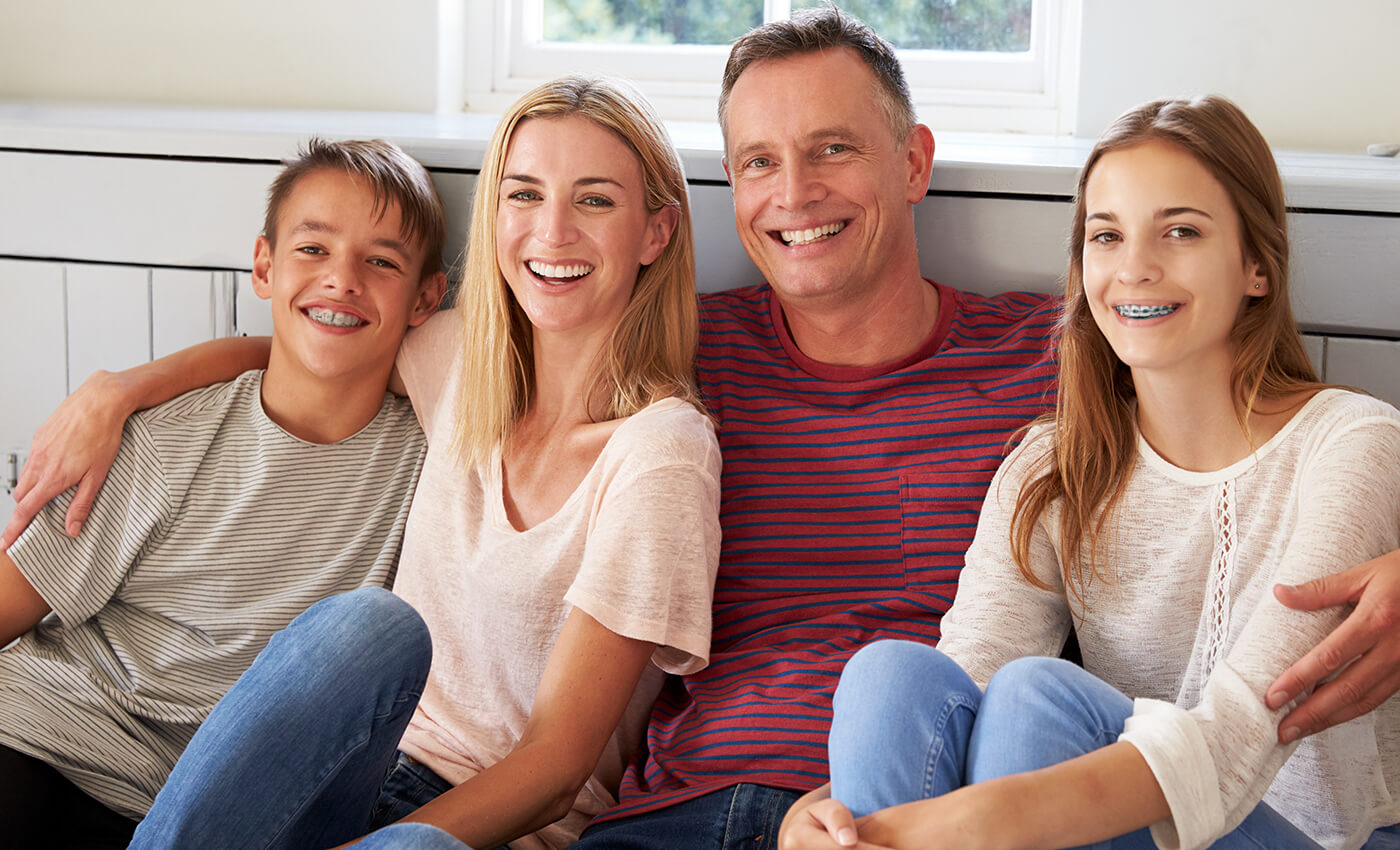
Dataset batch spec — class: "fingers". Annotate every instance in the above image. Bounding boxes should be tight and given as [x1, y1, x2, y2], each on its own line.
[1274, 632, 1400, 742]
[0, 496, 41, 551]
[1265, 613, 1367, 711]
[1273, 568, 1367, 613]
[65, 474, 105, 537]
[809, 798, 859, 847]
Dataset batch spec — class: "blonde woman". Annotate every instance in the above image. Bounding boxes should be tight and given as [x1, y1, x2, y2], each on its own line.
[89, 76, 720, 849]
[782, 97, 1400, 850]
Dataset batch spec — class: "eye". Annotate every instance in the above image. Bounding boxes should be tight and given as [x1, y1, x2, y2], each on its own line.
[506, 189, 542, 202]
[744, 156, 773, 171]
[580, 195, 615, 208]
[296, 245, 327, 255]
[1088, 230, 1120, 245]
[369, 257, 402, 271]
[822, 143, 850, 155]
[1166, 225, 1201, 239]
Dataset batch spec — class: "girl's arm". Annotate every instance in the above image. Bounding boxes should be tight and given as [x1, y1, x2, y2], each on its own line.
[357, 608, 657, 848]
[853, 743, 1168, 850]
[1, 336, 270, 547]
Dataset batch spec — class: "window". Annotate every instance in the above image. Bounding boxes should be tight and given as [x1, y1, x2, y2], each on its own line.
[458, 0, 1080, 134]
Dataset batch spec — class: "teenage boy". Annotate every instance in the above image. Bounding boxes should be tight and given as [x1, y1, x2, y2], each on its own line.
[0, 138, 446, 848]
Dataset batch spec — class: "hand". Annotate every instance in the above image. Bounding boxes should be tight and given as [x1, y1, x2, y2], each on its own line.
[1268, 548, 1400, 741]
[779, 787, 893, 850]
[1, 371, 132, 549]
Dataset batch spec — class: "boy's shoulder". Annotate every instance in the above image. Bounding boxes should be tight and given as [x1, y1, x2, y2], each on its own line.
[134, 370, 263, 434]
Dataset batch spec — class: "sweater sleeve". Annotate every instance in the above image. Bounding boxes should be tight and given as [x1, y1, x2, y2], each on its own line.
[937, 426, 1074, 687]
[565, 402, 723, 674]
[1119, 405, 1400, 850]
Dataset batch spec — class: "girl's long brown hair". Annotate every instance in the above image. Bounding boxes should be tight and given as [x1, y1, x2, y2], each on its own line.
[1010, 95, 1325, 605]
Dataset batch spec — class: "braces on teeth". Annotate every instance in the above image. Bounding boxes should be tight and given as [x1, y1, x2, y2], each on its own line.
[1116, 304, 1177, 319]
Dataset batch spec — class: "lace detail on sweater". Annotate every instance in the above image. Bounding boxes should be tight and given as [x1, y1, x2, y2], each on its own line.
[1204, 480, 1236, 682]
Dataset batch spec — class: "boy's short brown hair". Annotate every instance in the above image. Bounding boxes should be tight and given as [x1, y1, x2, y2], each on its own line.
[263, 138, 446, 279]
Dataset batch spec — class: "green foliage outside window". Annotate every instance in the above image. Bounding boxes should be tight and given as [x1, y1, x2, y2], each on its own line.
[542, 0, 1032, 52]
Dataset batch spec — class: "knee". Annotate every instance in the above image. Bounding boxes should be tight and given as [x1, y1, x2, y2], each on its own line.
[981, 656, 1081, 716]
[289, 589, 432, 678]
[836, 641, 961, 707]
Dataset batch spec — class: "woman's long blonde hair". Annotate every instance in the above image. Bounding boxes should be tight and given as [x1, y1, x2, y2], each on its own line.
[1010, 95, 1325, 604]
[452, 75, 702, 465]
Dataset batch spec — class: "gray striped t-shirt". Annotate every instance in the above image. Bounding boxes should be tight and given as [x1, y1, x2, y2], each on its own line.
[1, 370, 425, 819]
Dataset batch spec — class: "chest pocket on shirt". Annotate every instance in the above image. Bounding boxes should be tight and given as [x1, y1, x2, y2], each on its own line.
[900, 472, 984, 591]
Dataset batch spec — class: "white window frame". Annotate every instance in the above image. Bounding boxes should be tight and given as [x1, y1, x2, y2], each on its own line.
[456, 0, 1081, 135]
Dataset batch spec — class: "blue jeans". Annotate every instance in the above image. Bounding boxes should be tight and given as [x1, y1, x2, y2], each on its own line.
[829, 641, 1397, 850]
[355, 783, 804, 849]
[129, 587, 435, 849]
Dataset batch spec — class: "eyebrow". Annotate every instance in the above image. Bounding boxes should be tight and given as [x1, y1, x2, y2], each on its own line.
[289, 219, 410, 255]
[501, 174, 627, 190]
[1085, 206, 1215, 223]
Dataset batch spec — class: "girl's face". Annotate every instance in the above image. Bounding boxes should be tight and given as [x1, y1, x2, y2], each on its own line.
[495, 114, 675, 344]
[1081, 139, 1266, 386]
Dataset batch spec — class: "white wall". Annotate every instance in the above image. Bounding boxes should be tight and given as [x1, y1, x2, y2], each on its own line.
[3, 1, 1398, 151]
[1076, 0, 1400, 152]
[0, 0, 440, 112]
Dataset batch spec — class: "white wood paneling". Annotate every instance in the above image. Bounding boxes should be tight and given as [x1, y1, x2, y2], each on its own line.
[1301, 334, 1326, 379]
[689, 184, 762, 293]
[1324, 337, 1400, 410]
[1291, 212, 1400, 337]
[0, 260, 67, 528]
[915, 194, 1070, 297]
[66, 264, 150, 391]
[152, 269, 236, 359]
[0, 152, 276, 270]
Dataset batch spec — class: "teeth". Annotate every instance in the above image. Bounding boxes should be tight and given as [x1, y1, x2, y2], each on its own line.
[306, 307, 365, 327]
[1115, 304, 1179, 319]
[528, 260, 594, 280]
[779, 222, 845, 246]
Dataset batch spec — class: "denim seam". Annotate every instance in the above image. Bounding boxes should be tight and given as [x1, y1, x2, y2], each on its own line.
[922, 693, 977, 798]
[262, 687, 424, 846]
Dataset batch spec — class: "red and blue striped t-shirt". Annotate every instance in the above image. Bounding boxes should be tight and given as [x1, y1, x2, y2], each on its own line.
[605, 280, 1060, 820]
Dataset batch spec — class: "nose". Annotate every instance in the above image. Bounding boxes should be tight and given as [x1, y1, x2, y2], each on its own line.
[776, 160, 826, 210]
[1116, 236, 1162, 286]
[540, 197, 579, 247]
[320, 252, 364, 295]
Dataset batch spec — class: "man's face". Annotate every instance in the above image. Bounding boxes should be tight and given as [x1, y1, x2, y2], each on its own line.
[722, 48, 927, 308]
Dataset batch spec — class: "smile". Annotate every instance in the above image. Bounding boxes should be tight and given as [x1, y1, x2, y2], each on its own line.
[777, 222, 845, 246]
[305, 307, 365, 327]
[528, 260, 594, 282]
[1114, 304, 1180, 319]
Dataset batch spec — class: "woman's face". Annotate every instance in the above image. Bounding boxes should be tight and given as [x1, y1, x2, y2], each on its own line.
[1080, 139, 1266, 386]
[496, 114, 675, 343]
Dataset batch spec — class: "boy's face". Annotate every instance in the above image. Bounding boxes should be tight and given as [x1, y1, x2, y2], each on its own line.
[253, 169, 443, 390]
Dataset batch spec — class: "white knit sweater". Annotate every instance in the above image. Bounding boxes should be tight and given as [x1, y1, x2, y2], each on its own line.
[940, 389, 1400, 850]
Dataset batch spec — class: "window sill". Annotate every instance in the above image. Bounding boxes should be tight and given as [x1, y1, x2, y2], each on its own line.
[2, 100, 1396, 214]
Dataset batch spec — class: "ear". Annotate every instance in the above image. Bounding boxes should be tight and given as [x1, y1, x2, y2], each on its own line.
[408, 271, 447, 327]
[1247, 259, 1268, 297]
[721, 156, 733, 187]
[640, 205, 680, 266]
[903, 124, 935, 205]
[251, 235, 274, 300]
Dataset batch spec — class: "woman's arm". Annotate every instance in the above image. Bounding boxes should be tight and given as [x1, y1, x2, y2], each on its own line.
[357, 608, 657, 848]
[0, 336, 270, 548]
[1267, 547, 1400, 740]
